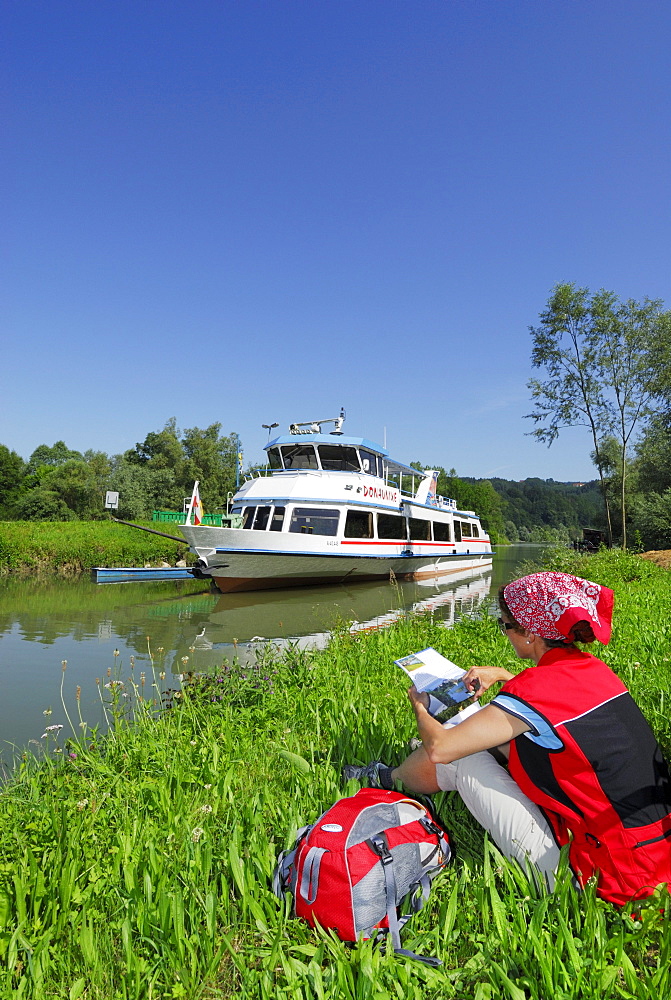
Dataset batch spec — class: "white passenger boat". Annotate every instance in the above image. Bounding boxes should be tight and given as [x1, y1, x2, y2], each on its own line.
[179, 414, 493, 593]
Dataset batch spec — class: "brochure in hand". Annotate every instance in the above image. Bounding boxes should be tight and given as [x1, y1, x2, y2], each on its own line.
[395, 646, 481, 724]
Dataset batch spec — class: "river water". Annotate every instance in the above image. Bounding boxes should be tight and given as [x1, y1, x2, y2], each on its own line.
[0, 544, 547, 763]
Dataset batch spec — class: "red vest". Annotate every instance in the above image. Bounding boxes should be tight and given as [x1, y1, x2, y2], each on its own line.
[495, 648, 671, 905]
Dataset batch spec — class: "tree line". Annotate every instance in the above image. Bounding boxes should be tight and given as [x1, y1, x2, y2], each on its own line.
[0, 425, 617, 547]
[1, 281, 669, 550]
[0, 419, 240, 523]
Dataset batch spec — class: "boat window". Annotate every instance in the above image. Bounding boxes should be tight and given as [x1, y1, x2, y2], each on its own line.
[281, 445, 319, 470]
[472, 524, 479, 537]
[360, 450, 380, 477]
[242, 506, 271, 530]
[289, 507, 340, 536]
[433, 521, 452, 542]
[454, 520, 462, 542]
[269, 506, 285, 531]
[318, 445, 360, 472]
[460, 521, 472, 538]
[344, 510, 373, 538]
[267, 448, 282, 470]
[377, 513, 406, 540]
[409, 518, 431, 541]
[254, 506, 271, 531]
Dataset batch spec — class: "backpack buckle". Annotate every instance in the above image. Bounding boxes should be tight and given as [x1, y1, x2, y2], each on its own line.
[368, 834, 393, 865]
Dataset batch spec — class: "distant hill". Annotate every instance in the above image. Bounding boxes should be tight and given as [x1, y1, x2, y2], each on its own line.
[487, 477, 604, 542]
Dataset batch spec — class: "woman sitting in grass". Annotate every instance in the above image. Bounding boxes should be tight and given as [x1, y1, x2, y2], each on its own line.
[345, 572, 671, 906]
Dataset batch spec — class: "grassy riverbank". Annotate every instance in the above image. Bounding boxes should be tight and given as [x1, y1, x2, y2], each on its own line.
[1, 549, 670, 998]
[0, 521, 192, 574]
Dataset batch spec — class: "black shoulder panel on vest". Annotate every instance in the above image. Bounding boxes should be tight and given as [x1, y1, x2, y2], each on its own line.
[565, 694, 671, 829]
[514, 736, 585, 821]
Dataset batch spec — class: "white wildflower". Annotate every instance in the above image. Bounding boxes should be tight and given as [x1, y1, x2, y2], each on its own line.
[41, 724, 64, 737]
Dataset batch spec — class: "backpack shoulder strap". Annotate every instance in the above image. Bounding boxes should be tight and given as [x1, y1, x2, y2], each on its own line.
[367, 833, 443, 967]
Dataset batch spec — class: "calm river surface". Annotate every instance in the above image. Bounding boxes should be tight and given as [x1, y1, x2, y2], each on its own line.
[0, 544, 548, 764]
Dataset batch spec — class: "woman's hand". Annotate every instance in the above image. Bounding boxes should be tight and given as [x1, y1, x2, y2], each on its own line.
[407, 685, 430, 711]
[462, 665, 514, 695]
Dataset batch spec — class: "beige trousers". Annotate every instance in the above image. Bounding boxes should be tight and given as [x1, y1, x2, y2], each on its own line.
[436, 751, 561, 888]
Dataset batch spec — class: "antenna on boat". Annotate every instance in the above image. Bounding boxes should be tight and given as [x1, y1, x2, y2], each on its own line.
[289, 408, 346, 435]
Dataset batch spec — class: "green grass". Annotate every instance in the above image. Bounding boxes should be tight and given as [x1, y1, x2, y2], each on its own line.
[0, 549, 670, 998]
[0, 521, 192, 574]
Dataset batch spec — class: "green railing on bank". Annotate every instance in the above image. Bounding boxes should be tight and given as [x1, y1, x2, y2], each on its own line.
[152, 511, 225, 526]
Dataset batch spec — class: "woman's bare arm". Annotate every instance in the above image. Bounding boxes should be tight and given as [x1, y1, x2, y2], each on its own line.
[408, 685, 529, 764]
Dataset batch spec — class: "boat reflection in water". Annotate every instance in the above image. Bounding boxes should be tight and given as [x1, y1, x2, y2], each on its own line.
[181, 565, 493, 672]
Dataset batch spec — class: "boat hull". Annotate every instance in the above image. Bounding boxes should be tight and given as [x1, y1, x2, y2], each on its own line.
[199, 549, 492, 593]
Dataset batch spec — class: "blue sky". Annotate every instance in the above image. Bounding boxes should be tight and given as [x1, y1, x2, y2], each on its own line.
[2, 1, 670, 482]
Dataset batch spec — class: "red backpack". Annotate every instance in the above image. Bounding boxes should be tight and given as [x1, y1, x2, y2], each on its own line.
[273, 787, 451, 965]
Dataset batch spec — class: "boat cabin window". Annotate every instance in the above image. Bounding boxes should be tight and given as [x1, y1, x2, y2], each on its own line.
[317, 445, 360, 472]
[360, 450, 381, 477]
[289, 507, 340, 536]
[267, 448, 282, 470]
[254, 506, 270, 531]
[242, 506, 271, 530]
[281, 445, 318, 470]
[460, 521, 472, 538]
[269, 506, 285, 531]
[454, 521, 462, 542]
[433, 521, 452, 542]
[377, 513, 406, 539]
[344, 510, 373, 538]
[409, 517, 431, 541]
[471, 524, 479, 537]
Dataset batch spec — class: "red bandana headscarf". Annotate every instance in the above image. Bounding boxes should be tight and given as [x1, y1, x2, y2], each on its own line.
[503, 571, 614, 644]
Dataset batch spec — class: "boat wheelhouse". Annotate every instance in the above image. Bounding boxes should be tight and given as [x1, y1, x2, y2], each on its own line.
[179, 415, 493, 593]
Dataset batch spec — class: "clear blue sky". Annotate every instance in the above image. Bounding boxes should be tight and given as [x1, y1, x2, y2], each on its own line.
[2, 1, 670, 482]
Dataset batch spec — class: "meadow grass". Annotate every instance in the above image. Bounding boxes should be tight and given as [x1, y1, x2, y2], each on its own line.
[0, 522, 192, 574]
[0, 549, 670, 998]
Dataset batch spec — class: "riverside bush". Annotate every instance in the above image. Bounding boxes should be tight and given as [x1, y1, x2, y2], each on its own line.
[0, 549, 670, 998]
[0, 521, 192, 573]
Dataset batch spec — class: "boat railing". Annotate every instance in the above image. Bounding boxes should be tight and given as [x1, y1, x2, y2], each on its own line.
[244, 467, 275, 480]
[241, 469, 459, 510]
[243, 466, 325, 480]
[401, 492, 457, 509]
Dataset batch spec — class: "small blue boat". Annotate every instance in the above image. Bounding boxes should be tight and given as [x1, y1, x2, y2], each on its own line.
[92, 566, 196, 584]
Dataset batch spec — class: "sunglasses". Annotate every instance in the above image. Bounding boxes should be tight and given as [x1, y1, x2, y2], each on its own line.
[497, 618, 516, 636]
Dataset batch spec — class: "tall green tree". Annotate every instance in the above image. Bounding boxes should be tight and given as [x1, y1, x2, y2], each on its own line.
[180, 423, 238, 511]
[0, 445, 27, 518]
[527, 284, 668, 548]
[27, 440, 83, 472]
[121, 419, 238, 515]
[527, 284, 615, 543]
[592, 295, 667, 548]
[635, 413, 671, 496]
[18, 453, 112, 520]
